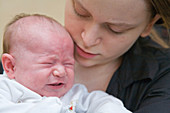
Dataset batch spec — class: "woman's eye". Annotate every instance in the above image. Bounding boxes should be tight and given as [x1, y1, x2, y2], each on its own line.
[107, 26, 123, 34]
[110, 29, 123, 34]
[74, 9, 86, 17]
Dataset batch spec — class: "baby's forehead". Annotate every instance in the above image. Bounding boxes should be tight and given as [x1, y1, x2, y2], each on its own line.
[15, 16, 58, 32]
[13, 16, 68, 42]
[11, 15, 72, 48]
[6, 15, 73, 60]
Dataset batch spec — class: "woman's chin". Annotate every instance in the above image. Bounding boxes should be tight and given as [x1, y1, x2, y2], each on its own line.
[75, 56, 98, 68]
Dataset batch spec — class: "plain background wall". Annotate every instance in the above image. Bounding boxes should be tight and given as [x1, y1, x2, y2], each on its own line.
[0, 0, 66, 55]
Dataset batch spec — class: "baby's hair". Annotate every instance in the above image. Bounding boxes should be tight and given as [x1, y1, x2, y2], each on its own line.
[3, 13, 62, 54]
[4, 13, 61, 32]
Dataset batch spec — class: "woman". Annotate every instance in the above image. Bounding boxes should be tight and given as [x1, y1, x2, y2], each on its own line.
[64, 0, 170, 112]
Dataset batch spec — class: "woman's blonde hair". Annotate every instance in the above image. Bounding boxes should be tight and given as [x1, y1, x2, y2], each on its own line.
[147, 0, 170, 48]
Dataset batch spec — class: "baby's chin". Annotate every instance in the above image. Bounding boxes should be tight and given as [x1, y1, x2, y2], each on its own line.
[39, 90, 68, 98]
[39, 84, 74, 97]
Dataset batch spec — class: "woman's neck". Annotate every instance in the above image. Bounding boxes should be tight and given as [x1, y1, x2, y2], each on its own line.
[74, 57, 122, 92]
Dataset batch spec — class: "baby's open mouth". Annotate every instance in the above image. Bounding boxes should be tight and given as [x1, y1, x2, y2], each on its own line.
[47, 82, 65, 90]
[50, 83, 63, 86]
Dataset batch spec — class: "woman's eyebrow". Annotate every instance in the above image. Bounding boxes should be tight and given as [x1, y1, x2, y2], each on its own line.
[106, 22, 137, 30]
[73, 0, 86, 11]
[108, 22, 136, 27]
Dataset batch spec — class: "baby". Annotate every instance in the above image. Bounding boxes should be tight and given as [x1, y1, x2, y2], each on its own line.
[0, 13, 131, 113]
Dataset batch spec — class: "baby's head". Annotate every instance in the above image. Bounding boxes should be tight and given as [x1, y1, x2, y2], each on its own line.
[2, 13, 75, 97]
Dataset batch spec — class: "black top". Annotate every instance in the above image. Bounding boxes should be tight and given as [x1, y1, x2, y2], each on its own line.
[106, 37, 170, 113]
[0, 61, 3, 74]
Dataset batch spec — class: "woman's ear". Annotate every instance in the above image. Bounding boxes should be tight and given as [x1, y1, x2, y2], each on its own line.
[1, 53, 16, 79]
[140, 14, 161, 38]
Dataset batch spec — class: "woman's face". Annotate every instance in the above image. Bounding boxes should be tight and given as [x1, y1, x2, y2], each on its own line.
[65, 0, 152, 67]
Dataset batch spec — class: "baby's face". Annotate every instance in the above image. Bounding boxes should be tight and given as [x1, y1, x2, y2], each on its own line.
[12, 23, 75, 97]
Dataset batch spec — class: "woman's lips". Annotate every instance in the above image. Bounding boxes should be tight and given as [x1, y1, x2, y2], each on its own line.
[76, 45, 98, 59]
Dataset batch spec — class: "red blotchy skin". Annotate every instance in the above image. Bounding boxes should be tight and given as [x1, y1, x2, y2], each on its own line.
[10, 16, 75, 97]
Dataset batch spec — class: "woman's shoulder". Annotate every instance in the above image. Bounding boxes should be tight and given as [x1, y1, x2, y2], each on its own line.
[128, 37, 170, 78]
[120, 37, 170, 82]
[130, 37, 170, 62]
[138, 37, 170, 63]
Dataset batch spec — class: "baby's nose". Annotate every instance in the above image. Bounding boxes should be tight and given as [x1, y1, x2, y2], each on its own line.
[52, 66, 66, 77]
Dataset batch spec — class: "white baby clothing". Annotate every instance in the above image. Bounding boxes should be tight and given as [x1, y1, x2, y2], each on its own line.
[0, 73, 131, 113]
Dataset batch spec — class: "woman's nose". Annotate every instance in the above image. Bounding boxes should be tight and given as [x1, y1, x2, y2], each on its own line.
[52, 66, 66, 78]
[81, 23, 102, 47]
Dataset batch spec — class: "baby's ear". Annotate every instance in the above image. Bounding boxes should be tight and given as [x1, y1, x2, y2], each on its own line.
[140, 14, 161, 37]
[1, 53, 16, 79]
